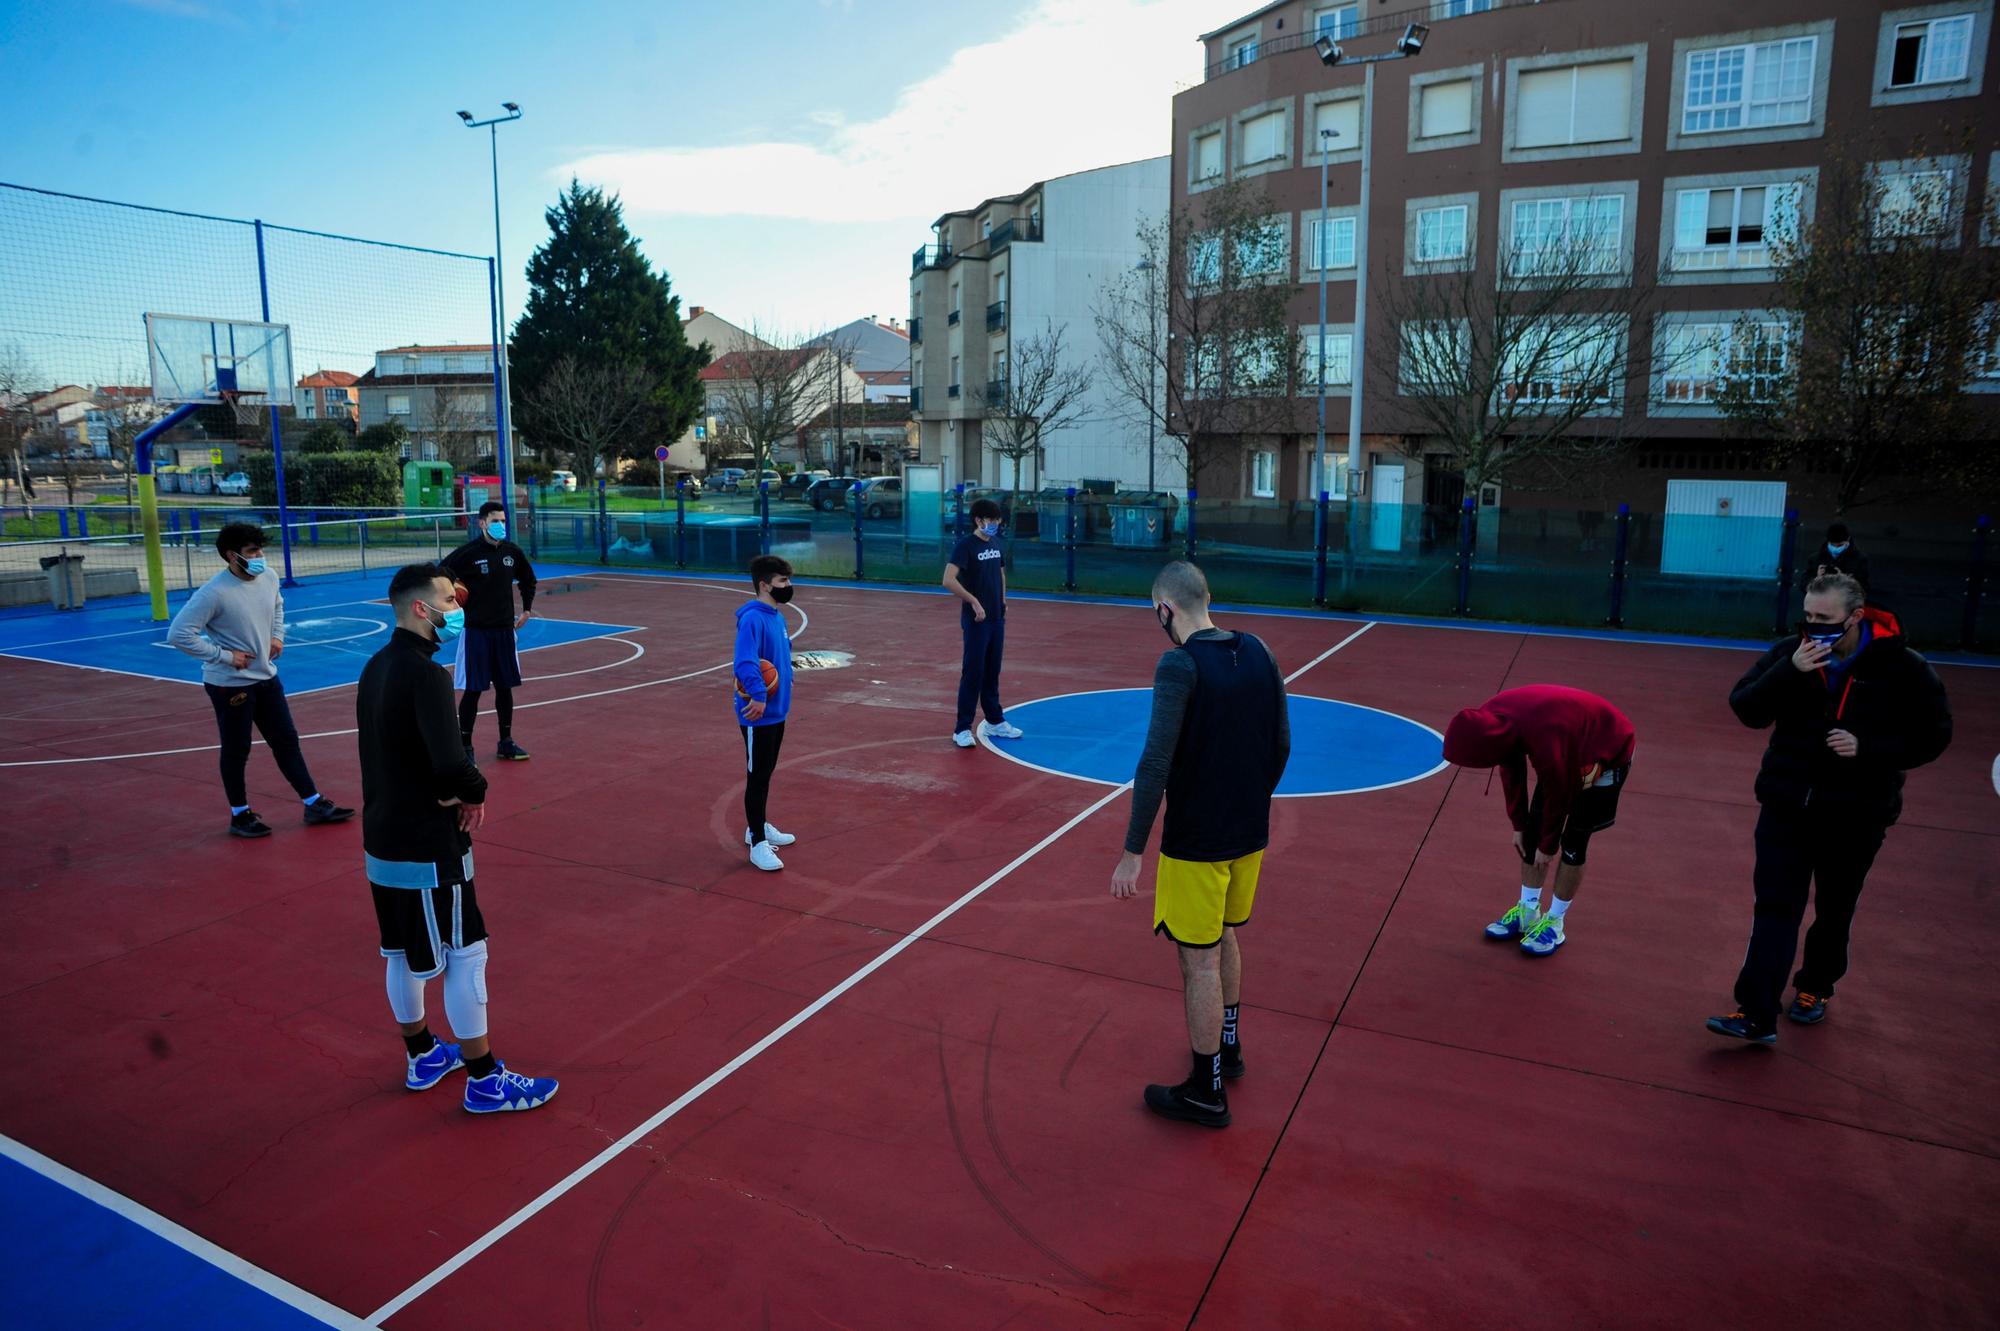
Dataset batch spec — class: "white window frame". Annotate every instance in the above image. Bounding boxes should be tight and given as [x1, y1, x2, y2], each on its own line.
[1250, 450, 1277, 498]
[1659, 320, 1791, 405]
[1507, 194, 1625, 276]
[1195, 131, 1224, 181]
[1309, 97, 1363, 160]
[1873, 166, 1959, 238]
[1890, 14, 1975, 85]
[386, 393, 412, 416]
[1400, 320, 1471, 394]
[1300, 328, 1355, 388]
[1502, 319, 1625, 406]
[1228, 35, 1258, 69]
[1682, 37, 1818, 134]
[1514, 60, 1637, 148]
[1313, 4, 1358, 39]
[1671, 183, 1800, 270]
[1439, 0, 1492, 16]
[1319, 453, 1351, 501]
[1190, 233, 1223, 289]
[1416, 205, 1469, 262]
[1235, 219, 1290, 280]
[1417, 78, 1476, 139]
[1306, 215, 1357, 272]
[1239, 110, 1285, 167]
[1229, 332, 1286, 395]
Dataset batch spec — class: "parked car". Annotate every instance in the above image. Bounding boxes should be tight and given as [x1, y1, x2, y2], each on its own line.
[855, 476, 905, 519]
[549, 469, 578, 492]
[670, 471, 703, 496]
[708, 467, 748, 491]
[215, 471, 251, 496]
[804, 476, 860, 511]
[781, 469, 829, 500]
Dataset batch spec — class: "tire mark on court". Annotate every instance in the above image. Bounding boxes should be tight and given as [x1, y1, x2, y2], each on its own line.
[1058, 1009, 1109, 1092]
[585, 1105, 745, 1331]
[936, 1022, 1110, 1292]
[980, 1010, 1027, 1192]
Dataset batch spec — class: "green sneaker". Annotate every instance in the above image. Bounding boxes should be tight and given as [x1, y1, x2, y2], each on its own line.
[1520, 914, 1566, 957]
[1484, 902, 1537, 941]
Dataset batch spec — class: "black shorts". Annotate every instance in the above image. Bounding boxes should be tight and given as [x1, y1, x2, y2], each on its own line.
[371, 879, 486, 978]
[453, 625, 521, 692]
[1524, 764, 1629, 867]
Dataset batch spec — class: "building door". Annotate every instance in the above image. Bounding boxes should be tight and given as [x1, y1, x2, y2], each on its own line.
[1370, 463, 1405, 552]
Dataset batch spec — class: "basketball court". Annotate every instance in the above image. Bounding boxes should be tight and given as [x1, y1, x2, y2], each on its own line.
[1, 561, 1995, 1329]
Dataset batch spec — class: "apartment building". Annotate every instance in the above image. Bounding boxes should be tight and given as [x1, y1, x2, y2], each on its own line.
[1175, 0, 1999, 512]
[294, 369, 359, 424]
[353, 344, 497, 463]
[910, 157, 1171, 491]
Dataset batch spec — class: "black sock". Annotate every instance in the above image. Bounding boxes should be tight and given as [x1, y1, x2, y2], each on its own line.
[1221, 1004, 1240, 1059]
[1190, 1048, 1222, 1097]
[458, 691, 481, 743]
[496, 688, 513, 740]
[402, 1028, 436, 1058]
[466, 1050, 499, 1078]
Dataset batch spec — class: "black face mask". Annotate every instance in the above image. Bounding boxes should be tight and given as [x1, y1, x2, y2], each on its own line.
[1157, 603, 1181, 646]
[770, 584, 796, 604]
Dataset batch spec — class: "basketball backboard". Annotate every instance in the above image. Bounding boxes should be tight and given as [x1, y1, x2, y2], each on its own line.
[145, 313, 294, 405]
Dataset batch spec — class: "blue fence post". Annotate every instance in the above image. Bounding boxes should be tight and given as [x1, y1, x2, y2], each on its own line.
[253, 219, 297, 587]
[1963, 513, 1991, 650]
[57, 508, 70, 538]
[1064, 486, 1078, 593]
[189, 509, 200, 543]
[1454, 496, 1476, 615]
[596, 478, 609, 563]
[526, 483, 540, 560]
[1184, 487, 1197, 563]
[851, 485, 864, 580]
[953, 483, 966, 538]
[758, 481, 771, 554]
[1775, 507, 1800, 634]
[1608, 503, 1631, 628]
[675, 478, 688, 569]
[1312, 489, 1329, 607]
[77, 508, 90, 538]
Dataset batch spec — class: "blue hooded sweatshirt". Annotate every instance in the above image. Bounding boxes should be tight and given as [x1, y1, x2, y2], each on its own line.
[732, 599, 793, 726]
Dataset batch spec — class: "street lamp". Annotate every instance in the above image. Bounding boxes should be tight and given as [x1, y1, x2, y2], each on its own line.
[1315, 24, 1426, 593]
[458, 102, 522, 503]
[1135, 257, 1159, 492]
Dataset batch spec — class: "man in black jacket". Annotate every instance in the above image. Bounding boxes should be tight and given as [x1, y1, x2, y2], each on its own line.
[358, 563, 558, 1113]
[1800, 521, 1871, 593]
[1707, 573, 1951, 1045]
[442, 501, 538, 762]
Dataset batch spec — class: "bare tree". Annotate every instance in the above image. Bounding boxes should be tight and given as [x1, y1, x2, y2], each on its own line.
[90, 379, 163, 508]
[426, 385, 495, 471]
[706, 324, 845, 480]
[0, 343, 37, 512]
[527, 356, 658, 485]
[1096, 178, 1302, 495]
[1713, 133, 2000, 511]
[1371, 200, 1679, 496]
[980, 324, 1094, 516]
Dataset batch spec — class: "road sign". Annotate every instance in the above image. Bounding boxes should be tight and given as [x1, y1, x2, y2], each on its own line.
[654, 445, 670, 461]
[210, 449, 223, 465]
[694, 425, 707, 440]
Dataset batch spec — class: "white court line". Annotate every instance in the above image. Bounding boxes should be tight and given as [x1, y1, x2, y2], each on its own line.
[1282, 621, 1374, 684]
[365, 778, 1130, 1326]
[520, 636, 645, 681]
[0, 1133, 371, 1330]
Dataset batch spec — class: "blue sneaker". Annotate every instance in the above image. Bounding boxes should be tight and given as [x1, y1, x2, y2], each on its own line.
[1483, 903, 1537, 941]
[463, 1062, 559, 1114]
[405, 1040, 464, 1092]
[1787, 991, 1830, 1025]
[1706, 1012, 1777, 1046]
[1520, 914, 1566, 956]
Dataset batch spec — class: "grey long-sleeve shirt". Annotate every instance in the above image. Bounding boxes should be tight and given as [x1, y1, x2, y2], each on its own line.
[165, 567, 285, 686]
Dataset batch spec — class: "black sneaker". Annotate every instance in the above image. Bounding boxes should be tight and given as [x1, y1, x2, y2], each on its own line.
[495, 737, 531, 761]
[303, 796, 354, 826]
[1143, 1076, 1231, 1128]
[229, 810, 272, 839]
[1220, 1049, 1245, 1080]
[1705, 1011, 1777, 1046]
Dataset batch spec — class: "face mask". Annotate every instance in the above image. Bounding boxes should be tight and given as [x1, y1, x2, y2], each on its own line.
[1799, 621, 1847, 648]
[487, 521, 508, 541]
[1825, 542, 1848, 556]
[769, 584, 796, 605]
[242, 556, 268, 576]
[978, 521, 1000, 538]
[1157, 604, 1181, 646]
[423, 603, 465, 644]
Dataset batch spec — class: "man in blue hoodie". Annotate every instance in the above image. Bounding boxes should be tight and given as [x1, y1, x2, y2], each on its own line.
[734, 555, 797, 871]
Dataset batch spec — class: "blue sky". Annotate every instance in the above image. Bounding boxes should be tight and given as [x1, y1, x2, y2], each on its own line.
[0, 0, 1208, 380]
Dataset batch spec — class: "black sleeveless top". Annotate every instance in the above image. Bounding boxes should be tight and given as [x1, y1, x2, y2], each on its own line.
[1161, 632, 1285, 862]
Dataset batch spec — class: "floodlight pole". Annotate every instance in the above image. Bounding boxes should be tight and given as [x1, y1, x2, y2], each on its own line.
[462, 105, 522, 505]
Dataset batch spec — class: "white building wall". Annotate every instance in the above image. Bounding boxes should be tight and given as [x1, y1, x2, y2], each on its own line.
[1002, 156, 1175, 494]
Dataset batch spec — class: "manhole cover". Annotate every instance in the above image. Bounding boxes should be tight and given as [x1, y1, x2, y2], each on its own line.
[792, 650, 854, 671]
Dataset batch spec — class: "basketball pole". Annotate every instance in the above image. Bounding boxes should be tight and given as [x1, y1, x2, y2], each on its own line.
[133, 402, 201, 621]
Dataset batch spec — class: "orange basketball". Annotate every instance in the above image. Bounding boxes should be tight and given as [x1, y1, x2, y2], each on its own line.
[734, 658, 779, 698]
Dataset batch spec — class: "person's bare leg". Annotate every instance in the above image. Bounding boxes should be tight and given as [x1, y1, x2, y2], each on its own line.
[1219, 927, 1241, 1008]
[1552, 861, 1586, 904]
[1178, 944, 1223, 1056]
[1519, 850, 1547, 894]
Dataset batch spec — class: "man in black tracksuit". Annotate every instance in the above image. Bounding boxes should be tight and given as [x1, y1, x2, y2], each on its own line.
[442, 501, 538, 762]
[1800, 521, 1871, 593]
[1707, 572, 1951, 1045]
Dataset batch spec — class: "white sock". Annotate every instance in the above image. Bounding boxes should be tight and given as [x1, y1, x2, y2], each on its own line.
[1549, 897, 1570, 920]
[1519, 887, 1542, 912]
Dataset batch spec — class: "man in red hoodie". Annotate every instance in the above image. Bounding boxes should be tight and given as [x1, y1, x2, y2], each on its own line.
[1442, 686, 1637, 957]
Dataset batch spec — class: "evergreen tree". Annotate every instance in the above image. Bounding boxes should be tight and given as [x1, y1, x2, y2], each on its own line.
[509, 180, 709, 458]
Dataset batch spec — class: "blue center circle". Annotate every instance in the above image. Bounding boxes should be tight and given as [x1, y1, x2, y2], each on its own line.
[985, 689, 1447, 797]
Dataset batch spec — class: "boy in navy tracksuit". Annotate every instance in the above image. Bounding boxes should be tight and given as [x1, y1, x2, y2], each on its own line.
[734, 555, 797, 871]
[943, 497, 1022, 748]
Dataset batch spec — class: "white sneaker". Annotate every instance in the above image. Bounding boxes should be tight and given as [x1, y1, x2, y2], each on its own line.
[749, 840, 785, 871]
[981, 721, 1024, 740]
[952, 730, 976, 748]
[745, 823, 796, 847]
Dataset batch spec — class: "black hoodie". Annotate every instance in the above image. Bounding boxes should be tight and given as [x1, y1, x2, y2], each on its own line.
[1728, 608, 1951, 824]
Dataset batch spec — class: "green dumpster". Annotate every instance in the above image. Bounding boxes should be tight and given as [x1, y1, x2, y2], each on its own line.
[404, 461, 455, 528]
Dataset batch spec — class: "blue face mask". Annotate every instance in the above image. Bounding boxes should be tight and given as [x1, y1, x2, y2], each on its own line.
[487, 521, 507, 541]
[426, 604, 465, 644]
[1825, 542, 1848, 556]
[978, 521, 1000, 538]
[243, 557, 268, 576]
[1800, 622, 1847, 648]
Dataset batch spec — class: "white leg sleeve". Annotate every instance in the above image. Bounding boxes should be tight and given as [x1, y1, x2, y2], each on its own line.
[441, 940, 489, 1040]
[385, 954, 426, 1025]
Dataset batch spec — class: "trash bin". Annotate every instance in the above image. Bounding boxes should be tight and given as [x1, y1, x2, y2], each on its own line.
[41, 553, 86, 610]
[1109, 493, 1178, 549]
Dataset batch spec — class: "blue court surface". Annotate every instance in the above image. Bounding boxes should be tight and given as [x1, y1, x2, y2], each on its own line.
[0, 571, 638, 694]
[985, 688, 1447, 795]
[0, 1141, 363, 1330]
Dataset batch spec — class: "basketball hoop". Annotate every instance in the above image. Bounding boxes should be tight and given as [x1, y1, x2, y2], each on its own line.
[220, 389, 267, 429]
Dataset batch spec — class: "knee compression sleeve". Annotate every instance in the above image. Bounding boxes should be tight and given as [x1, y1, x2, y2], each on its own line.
[442, 940, 489, 1040]
[385, 954, 426, 1025]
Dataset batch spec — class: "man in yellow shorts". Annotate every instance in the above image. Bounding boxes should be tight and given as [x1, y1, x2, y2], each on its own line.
[1111, 561, 1289, 1128]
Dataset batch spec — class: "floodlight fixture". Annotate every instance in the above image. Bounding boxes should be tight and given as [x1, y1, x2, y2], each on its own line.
[1397, 23, 1429, 56]
[457, 110, 473, 122]
[1314, 35, 1343, 65]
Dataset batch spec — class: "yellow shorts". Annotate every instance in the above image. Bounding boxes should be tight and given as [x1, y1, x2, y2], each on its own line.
[1153, 850, 1263, 948]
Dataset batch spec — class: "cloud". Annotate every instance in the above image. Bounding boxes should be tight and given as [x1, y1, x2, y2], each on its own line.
[558, 0, 1210, 224]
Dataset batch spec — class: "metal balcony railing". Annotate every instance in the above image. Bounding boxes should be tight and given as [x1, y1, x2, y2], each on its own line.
[909, 316, 922, 344]
[985, 300, 1007, 332]
[947, 309, 961, 326]
[947, 383, 961, 399]
[985, 379, 1009, 406]
[987, 216, 1043, 251]
[911, 244, 949, 274]
[1200, 0, 1558, 83]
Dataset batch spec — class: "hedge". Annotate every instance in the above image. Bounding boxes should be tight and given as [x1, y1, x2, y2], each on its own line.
[244, 449, 400, 507]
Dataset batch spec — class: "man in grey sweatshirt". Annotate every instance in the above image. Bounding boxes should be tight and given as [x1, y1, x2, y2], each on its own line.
[166, 522, 352, 839]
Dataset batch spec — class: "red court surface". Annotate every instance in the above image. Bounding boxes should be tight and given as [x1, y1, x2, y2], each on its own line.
[2, 569, 1996, 1329]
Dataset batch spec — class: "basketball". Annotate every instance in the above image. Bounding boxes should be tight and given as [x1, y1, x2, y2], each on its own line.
[735, 658, 779, 698]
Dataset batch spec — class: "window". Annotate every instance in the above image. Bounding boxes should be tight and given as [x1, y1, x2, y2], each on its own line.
[1440, 0, 1492, 15]
[301, 401, 315, 419]
[1307, 216, 1357, 270]
[980, 214, 992, 238]
[949, 355, 960, 390]
[1233, 220, 1288, 280]
[398, 441, 413, 460]
[1228, 35, 1258, 69]
[1515, 60, 1634, 147]
[1660, 322, 1789, 403]
[1418, 79, 1475, 138]
[420, 441, 440, 461]
[1508, 194, 1624, 275]
[1416, 205, 1469, 262]
[1301, 329, 1354, 386]
[1240, 110, 1284, 165]
[1250, 450, 1277, 498]
[1875, 168, 1957, 236]
[1502, 320, 1622, 404]
[1190, 233, 1222, 287]
[1314, 5, 1357, 39]
[1195, 131, 1223, 180]
[1672, 184, 1800, 270]
[1401, 321, 1469, 392]
[1320, 453, 1351, 500]
[1683, 37, 1816, 133]
[1312, 99, 1361, 154]
[1230, 333, 1285, 393]
[1891, 15, 1974, 86]
[991, 350, 1007, 381]
[323, 387, 344, 402]
[1185, 337, 1222, 395]
[386, 393, 412, 416]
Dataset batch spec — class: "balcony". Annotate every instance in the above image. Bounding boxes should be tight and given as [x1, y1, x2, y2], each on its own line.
[947, 308, 961, 326]
[987, 216, 1043, 252]
[985, 379, 1010, 407]
[909, 316, 922, 344]
[985, 300, 1007, 332]
[947, 383, 961, 399]
[911, 244, 950, 274]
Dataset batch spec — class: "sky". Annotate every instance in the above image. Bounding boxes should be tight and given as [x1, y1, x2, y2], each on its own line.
[0, 0, 1216, 372]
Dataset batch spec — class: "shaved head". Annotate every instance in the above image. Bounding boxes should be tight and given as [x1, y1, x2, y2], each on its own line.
[1152, 560, 1210, 612]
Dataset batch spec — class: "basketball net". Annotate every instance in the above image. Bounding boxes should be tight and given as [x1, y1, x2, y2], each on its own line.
[220, 389, 267, 430]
